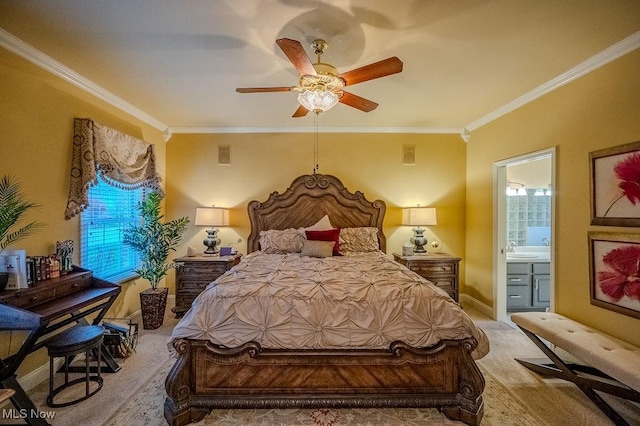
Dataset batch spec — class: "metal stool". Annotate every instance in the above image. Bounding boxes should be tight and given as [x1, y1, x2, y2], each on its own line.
[45, 325, 104, 408]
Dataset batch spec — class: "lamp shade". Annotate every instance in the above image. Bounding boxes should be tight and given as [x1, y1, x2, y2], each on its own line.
[195, 207, 229, 227]
[402, 207, 437, 226]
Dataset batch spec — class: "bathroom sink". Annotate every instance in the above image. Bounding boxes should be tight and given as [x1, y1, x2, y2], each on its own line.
[507, 253, 538, 258]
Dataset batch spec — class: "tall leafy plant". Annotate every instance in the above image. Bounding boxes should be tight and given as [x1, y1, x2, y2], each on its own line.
[123, 192, 189, 289]
[0, 175, 41, 253]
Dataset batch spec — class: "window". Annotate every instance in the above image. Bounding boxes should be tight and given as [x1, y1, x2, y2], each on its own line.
[80, 177, 145, 282]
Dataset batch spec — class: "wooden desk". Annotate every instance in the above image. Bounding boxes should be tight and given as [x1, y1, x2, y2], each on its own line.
[0, 266, 120, 425]
[0, 388, 15, 404]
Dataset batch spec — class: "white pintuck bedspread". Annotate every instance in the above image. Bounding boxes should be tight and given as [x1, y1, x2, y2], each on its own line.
[170, 251, 489, 359]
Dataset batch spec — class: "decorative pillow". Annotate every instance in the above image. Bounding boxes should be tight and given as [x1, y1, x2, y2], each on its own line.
[305, 214, 334, 231]
[301, 240, 335, 258]
[339, 227, 379, 253]
[259, 228, 305, 253]
[305, 228, 341, 255]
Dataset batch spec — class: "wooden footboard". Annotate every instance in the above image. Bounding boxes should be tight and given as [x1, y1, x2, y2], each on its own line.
[164, 338, 485, 426]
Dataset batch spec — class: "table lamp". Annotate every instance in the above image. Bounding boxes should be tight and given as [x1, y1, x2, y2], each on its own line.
[194, 207, 229, 255]
[402, 207, 437, 254]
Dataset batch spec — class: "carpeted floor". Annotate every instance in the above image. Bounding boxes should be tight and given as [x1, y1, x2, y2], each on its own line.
[4, 305, 640, 425]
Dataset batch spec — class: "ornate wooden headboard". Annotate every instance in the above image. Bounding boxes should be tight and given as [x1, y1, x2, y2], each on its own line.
[247, 174, 387, 253]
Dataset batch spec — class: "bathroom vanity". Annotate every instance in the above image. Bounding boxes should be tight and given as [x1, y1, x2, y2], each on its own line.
[506, 247, 550, 312]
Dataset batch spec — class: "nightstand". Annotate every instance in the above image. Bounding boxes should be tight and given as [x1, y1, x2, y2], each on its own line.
[393, 253, 461, 302]
[171, 253, 242, 317]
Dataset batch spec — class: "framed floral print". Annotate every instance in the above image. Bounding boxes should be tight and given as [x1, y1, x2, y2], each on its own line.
[588, 232, 640, 319]
[590, 140, 640, 226]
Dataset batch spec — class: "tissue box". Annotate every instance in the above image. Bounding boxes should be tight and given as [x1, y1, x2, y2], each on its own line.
[402, 244, 414, 256]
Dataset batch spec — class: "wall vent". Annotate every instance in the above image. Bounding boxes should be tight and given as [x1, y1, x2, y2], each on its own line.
[218, 145, 231, 165]
[402, 145, 415, 165]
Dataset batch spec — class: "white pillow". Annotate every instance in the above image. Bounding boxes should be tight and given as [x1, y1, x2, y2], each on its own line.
[305, 214, 334, 231]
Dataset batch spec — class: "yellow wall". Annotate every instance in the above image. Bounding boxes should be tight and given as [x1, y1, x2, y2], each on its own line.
[466, 49, 640, 346]
[165, 132, 468, 292]
[0, 47, 167, 374]
[4, 31, 639, 377]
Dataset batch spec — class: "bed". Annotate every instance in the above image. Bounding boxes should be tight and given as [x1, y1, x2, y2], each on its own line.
[164, 174, 489, 426]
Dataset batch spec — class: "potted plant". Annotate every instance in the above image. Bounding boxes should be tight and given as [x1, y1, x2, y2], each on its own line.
[123, 191, 189, 329]
[0, 175, 41, 291]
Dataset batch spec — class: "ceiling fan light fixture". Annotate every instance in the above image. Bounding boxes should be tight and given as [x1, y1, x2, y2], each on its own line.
[297, 88, 339, 114]
[236, 37, 402, 116]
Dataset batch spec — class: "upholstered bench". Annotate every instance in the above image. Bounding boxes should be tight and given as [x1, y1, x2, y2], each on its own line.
[511, 312, 640, 425]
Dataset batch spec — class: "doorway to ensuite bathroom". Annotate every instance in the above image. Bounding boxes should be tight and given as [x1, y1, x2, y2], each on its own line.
[493, 147, 556, 327]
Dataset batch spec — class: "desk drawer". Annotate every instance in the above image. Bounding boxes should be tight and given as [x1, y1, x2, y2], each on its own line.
[54, 273, 92, 299]
[2, 286, 56, 309]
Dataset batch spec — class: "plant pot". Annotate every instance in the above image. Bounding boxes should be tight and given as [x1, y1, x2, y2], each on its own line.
[139, 287, 168, 330]
[0, 272, 9, 292]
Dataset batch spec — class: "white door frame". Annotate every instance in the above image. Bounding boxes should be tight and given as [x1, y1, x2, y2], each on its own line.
[493, 147, 557, 323]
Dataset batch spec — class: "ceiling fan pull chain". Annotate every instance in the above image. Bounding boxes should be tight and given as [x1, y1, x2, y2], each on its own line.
[313, 113, 319, 174]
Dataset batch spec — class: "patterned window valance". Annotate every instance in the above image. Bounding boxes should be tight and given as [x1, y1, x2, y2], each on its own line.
[65, 118, 163, 219]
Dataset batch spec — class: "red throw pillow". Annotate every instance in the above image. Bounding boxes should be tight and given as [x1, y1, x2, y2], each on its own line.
[305, 228, 341, 255]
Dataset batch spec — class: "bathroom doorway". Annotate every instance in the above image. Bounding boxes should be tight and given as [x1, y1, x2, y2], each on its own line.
[493, 147, 556, 324]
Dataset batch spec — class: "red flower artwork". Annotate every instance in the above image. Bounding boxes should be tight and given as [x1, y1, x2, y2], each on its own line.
[603, 152, 640, 216]
[597, 244, 640, 301]
[613, 152, 640, 205]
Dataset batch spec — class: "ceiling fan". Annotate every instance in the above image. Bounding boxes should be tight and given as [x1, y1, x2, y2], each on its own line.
[236, 38, 403, 117]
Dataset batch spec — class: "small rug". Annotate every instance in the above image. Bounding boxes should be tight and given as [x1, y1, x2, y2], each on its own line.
[104, 357, 547, 426]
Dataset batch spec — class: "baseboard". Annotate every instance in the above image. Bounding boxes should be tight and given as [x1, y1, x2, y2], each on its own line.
[125, 309, 142, 322]
[460, 294, 494, 319]
[15, 307, 147, 392]
[17, 357, 65, 392]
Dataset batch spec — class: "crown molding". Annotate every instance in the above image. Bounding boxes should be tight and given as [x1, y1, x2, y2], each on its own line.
[465, 31, 640, 132]
[0, 28, 168, 132]
[3, 26, 638, 139]
[168, 126, 464, 135]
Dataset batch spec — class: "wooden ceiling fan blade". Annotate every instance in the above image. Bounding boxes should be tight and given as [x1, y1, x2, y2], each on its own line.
[276, 38, 317, 77]
[339, 91, 378, 112]
[339, 57, 403, 86]
[292, 105, 309, 118]
[236, 87, 293, 93]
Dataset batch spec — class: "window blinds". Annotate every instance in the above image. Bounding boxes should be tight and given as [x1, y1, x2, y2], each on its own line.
[80, 177, 145, 282]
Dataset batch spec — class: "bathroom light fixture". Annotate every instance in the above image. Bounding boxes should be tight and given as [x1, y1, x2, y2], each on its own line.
[195, 206, 229, 255]
[507, 181, 526, 196]
[534, 188, 545, 196]
[545, 185, 552, 196]
[402, 207, 437, 254]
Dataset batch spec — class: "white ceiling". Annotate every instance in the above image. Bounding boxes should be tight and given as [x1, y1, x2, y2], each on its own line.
[1, 1, 639, 135]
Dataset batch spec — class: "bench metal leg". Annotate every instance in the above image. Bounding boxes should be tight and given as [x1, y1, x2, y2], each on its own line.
[515, 326, 640, 426]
